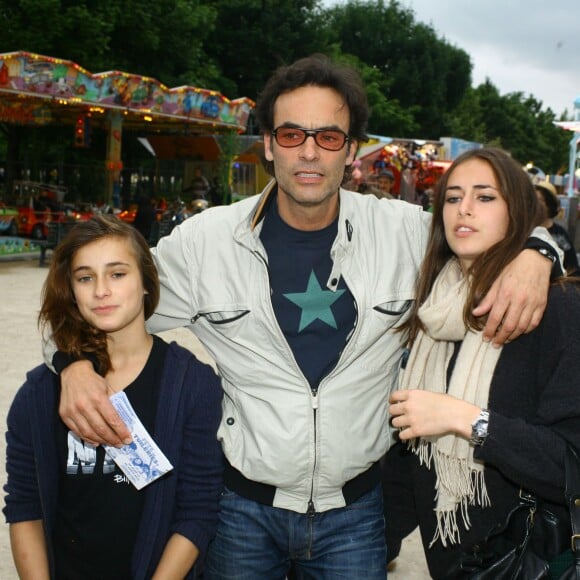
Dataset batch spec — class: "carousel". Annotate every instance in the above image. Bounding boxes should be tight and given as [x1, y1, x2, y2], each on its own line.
[0, 51, 255, 205]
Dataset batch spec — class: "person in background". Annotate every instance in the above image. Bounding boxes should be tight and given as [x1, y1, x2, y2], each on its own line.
[422, 188, 435, 212]
[188, 167, 210, 200]
[132, 195, 157, 244]
[4, 215, 223, 579]
[49, 56, 559, 579]
[358, 170, 395, 200]
[383, 147, 580, 579]
[535, 180, 580, 276]
[208, 177, 225, 207]
[377, 168, 396, 198]
[399, 163, 418, 204]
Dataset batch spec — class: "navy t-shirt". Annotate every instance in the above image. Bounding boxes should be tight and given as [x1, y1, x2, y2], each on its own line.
[53, 336, 167, 579]
[260, 195, 356, 390]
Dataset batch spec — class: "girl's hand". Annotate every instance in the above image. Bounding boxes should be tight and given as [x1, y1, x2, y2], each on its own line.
[389, 390, 481, 441]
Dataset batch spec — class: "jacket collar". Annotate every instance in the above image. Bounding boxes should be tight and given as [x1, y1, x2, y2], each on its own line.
[251, 179, 356, 233]
[244, 180, 356, 255]
[236, 182, 357, 290]
[251, 179, 277, 230]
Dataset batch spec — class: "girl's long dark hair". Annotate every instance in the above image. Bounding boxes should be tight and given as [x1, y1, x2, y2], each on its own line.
[39, 215, 160, 375]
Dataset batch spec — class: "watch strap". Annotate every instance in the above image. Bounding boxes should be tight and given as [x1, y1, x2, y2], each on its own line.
[470, 409, 490, 446]
[524, 238, 564, 278]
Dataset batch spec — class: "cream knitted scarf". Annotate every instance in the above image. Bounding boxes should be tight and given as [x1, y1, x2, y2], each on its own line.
[398, 258, 502, 547]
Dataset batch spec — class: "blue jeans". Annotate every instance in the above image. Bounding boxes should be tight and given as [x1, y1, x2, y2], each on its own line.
[204, 484, 387, 579]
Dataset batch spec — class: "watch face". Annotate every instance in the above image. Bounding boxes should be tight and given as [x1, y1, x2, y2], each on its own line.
[471, 410, 489, 445]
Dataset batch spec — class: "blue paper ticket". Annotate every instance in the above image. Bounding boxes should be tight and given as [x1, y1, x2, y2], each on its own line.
[103, 391, 173, 490]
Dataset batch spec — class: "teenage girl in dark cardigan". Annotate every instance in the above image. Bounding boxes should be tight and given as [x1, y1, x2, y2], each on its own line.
[4, 215, 223, 579]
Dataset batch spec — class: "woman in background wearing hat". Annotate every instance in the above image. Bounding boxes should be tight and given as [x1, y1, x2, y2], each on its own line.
[535, 181, 580, 276]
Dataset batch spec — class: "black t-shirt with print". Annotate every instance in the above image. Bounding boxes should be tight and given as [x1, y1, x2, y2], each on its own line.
[53, 336, 167, 580]
[260, 194, 356, 390]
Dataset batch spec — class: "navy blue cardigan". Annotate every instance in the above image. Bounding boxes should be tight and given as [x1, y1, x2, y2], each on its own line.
[3, 340, 224, 579]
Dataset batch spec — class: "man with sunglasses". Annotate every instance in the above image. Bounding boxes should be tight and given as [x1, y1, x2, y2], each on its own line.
[51, 55, 559, 578]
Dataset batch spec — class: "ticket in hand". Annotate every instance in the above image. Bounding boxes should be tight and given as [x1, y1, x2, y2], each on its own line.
[103, 391, 173, 490]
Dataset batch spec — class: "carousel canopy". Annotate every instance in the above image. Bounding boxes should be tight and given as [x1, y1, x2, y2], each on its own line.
[0, 51, 254, 134]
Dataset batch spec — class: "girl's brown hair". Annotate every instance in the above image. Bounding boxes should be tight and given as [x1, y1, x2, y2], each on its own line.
[39, 214, 160, 374]
[402, 147, 540, 345]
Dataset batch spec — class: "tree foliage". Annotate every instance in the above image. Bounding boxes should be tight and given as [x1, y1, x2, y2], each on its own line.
[0, 0, 572, 180]
[326, 0, 472, 138]
[447, 81, 570, 173]
[0, 0, 219, 88]
[0, 0, 113, 65]
[202, 0, 330, 100]
[336, 52, 419, 137]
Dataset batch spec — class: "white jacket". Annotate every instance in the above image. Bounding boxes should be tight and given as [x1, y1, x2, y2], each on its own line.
[148, 182, 428, 513]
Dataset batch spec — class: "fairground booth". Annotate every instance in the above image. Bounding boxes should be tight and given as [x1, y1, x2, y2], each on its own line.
[356, 138, 448, 192]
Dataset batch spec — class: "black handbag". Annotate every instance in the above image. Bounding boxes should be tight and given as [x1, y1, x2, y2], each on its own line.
[446, 445, 580, 580]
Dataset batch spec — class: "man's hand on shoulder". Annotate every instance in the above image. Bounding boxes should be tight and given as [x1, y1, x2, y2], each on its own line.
[474, 248, 550, 346]
[59, 360, 132, 447]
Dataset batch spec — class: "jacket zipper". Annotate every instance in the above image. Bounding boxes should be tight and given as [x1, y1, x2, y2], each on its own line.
[308, 388, 318, 517]
[306, 389, 318, 557]
[303, 294, 359, 515]
[254, 247, 319, 513]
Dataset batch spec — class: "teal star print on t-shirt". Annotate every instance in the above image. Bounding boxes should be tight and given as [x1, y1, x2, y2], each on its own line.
[283, 270, 346, 332]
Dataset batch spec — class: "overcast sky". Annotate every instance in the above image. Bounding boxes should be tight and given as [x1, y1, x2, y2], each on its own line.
[327, 0, 580, 118]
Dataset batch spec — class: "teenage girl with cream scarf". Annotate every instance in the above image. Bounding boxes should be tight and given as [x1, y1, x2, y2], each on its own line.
[384, 147, 580, 579]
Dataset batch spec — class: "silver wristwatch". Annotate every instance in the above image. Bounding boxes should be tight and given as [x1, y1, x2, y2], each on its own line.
[470, 409, 490, 446]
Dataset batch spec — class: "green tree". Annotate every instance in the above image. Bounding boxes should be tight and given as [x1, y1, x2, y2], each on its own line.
[203, 0, 330, 102]
[0, 0, 220, 88]
[326, 0, 472, 138]
[445, 88, 488, 144]
[336, 52, 418, 138]
[0, 0, 114, 66]
[454, 81, 570, 173]
[105, 0, 220, 89]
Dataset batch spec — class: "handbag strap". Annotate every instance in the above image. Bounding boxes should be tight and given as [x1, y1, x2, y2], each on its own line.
[565, 445, 580, 579]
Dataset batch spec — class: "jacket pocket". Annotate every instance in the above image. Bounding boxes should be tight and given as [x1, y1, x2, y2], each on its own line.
[195, 309, 250, 325]
[373, 299, 412, 318]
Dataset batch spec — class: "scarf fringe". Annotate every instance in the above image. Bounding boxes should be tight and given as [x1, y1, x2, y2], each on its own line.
[430, 507, 461, 548]
[411, 437, 433, 468]
[413, 441, 490, 547]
